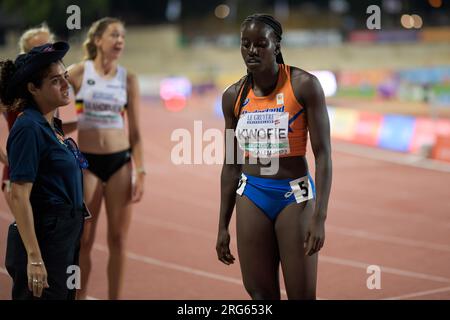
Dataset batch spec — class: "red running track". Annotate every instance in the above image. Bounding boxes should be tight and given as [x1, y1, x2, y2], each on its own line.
[1, 93, 450, 300]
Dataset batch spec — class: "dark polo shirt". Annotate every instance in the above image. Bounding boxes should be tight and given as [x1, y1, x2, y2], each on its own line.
[7, 105, 83, 209]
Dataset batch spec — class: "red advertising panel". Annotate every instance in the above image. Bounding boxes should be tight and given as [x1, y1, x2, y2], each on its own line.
[436, 119, 450, 137]
[410, 117, 436, 153]
[353, 111, 383, 146]
[348, 31, 377, 43]
[432, 135, 450, 163]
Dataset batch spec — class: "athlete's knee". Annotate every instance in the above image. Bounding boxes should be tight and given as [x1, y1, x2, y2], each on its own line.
[247, 289, 280, 300]
[80, 229, 96, 250]
[107, 231, 127, 251]
[287, 287, 316, 300]
[243, 283, 280, 300]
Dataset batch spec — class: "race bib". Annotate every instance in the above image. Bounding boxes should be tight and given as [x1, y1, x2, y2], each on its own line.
[286, 175, 314, 203]
[236, 112, 290, 158]
[236, 173, 247, 195]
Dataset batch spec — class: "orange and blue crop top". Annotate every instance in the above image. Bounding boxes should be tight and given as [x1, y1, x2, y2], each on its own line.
[234, 64, 308, 157]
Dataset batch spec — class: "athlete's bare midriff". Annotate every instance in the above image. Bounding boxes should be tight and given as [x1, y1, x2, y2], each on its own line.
[78, 128, 130, 154]
[242, 155, 309, 179]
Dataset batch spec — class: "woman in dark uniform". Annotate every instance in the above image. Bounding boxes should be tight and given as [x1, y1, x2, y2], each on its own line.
[0, 42, 88, 300]
[1, 24, 55, 209]
[216, 14, 332, 300]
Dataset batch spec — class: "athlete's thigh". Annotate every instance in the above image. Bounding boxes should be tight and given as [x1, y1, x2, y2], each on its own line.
[236, 195, 280, 295]
[83, 169, 104, 217]
[275, 200, 318, 299]
[103, 162, 133, 234]
[81, 170, 104, 241]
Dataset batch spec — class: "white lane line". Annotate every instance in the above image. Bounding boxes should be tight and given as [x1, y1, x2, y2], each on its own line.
[125, 215, 450, 284]
[131, 209, 450, 256]
[93, 244, 289, 298]
[333, 141, 450, 173]
[320, 256, 450, 284]
[383, 286, 450, 300]
[132, 216, 215, 240]
[327, 225, 450, 253]
[133, 213, 450, 254]
[331, 201, 450, 229]
[3, 211, 450, 285]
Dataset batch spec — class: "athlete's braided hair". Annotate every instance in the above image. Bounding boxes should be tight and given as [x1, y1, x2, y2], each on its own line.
[236, 14, 284, 118]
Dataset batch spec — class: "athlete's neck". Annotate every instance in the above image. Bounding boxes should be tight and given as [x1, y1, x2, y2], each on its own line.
[251, 63, 279, 96]
[93, 55, 118, 78]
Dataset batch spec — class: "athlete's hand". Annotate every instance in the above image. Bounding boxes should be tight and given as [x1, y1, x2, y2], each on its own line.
[27, 260, 49, 298]
[216, 229, 235, 265]
[305, 215, 325, 256]
[132, 174, 145, 203]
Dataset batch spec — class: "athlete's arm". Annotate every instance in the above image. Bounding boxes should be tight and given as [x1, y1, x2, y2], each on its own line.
[0, 147, 7, 165]
[10, 182, 49, 296]
[216, 83, 242, 265]
[61, 63, 85, 134]
[67, 62, 84, 94]
[292, 68, 332, 256]
[1, 110, 9, 165]
[126, 71, 145, 203]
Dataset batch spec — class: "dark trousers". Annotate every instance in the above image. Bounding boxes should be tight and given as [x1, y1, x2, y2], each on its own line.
[5, 205, 85, 300]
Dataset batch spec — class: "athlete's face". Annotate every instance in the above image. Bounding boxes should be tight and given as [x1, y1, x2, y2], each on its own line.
[96, 22, 126, 60]
[240, 21, 279, 72]
[28, 62, 71, 109]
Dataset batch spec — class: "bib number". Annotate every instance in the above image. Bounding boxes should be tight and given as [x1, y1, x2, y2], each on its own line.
[287, 175, 314, 203]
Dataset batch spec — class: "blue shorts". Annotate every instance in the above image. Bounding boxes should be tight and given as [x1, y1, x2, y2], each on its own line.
[236, 173, 316, 221]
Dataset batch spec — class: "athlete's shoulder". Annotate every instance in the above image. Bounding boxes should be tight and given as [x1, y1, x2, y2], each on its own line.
[126, 69, 137, 83]
[290, 66, 321, 95]
[67, 61, 85, 77]
[289, 66, 317, 83]
[221, 77, 246, 118]
[222, 76, 246, 102]
[67, 61, 86, 91]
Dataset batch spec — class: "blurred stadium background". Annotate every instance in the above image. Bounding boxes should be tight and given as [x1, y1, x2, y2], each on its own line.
[1, 0, 450, 158]
[1, 0, 450, 300]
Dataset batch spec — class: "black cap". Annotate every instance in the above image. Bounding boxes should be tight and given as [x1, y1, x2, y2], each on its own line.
[7, 41, 70, 96]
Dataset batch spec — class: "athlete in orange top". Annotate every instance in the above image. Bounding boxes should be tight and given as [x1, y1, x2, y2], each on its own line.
[234, 63, 308, 157]
[216, 14, 332, 300]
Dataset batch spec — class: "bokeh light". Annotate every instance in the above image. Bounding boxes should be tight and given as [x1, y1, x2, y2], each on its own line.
[214, 4, 230, 19]
[400, 14, 414, 29]
[412, 14, 423, 29]
[160, 77, 192, 112]
[428, 0, 443, 8]
[310, 71, 337, 97]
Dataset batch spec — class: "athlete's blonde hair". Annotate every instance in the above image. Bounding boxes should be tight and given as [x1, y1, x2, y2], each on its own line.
[18, 23, 55, 53]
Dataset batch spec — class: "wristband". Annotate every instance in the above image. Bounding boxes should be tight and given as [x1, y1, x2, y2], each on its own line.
[136, 167, 147, 175]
